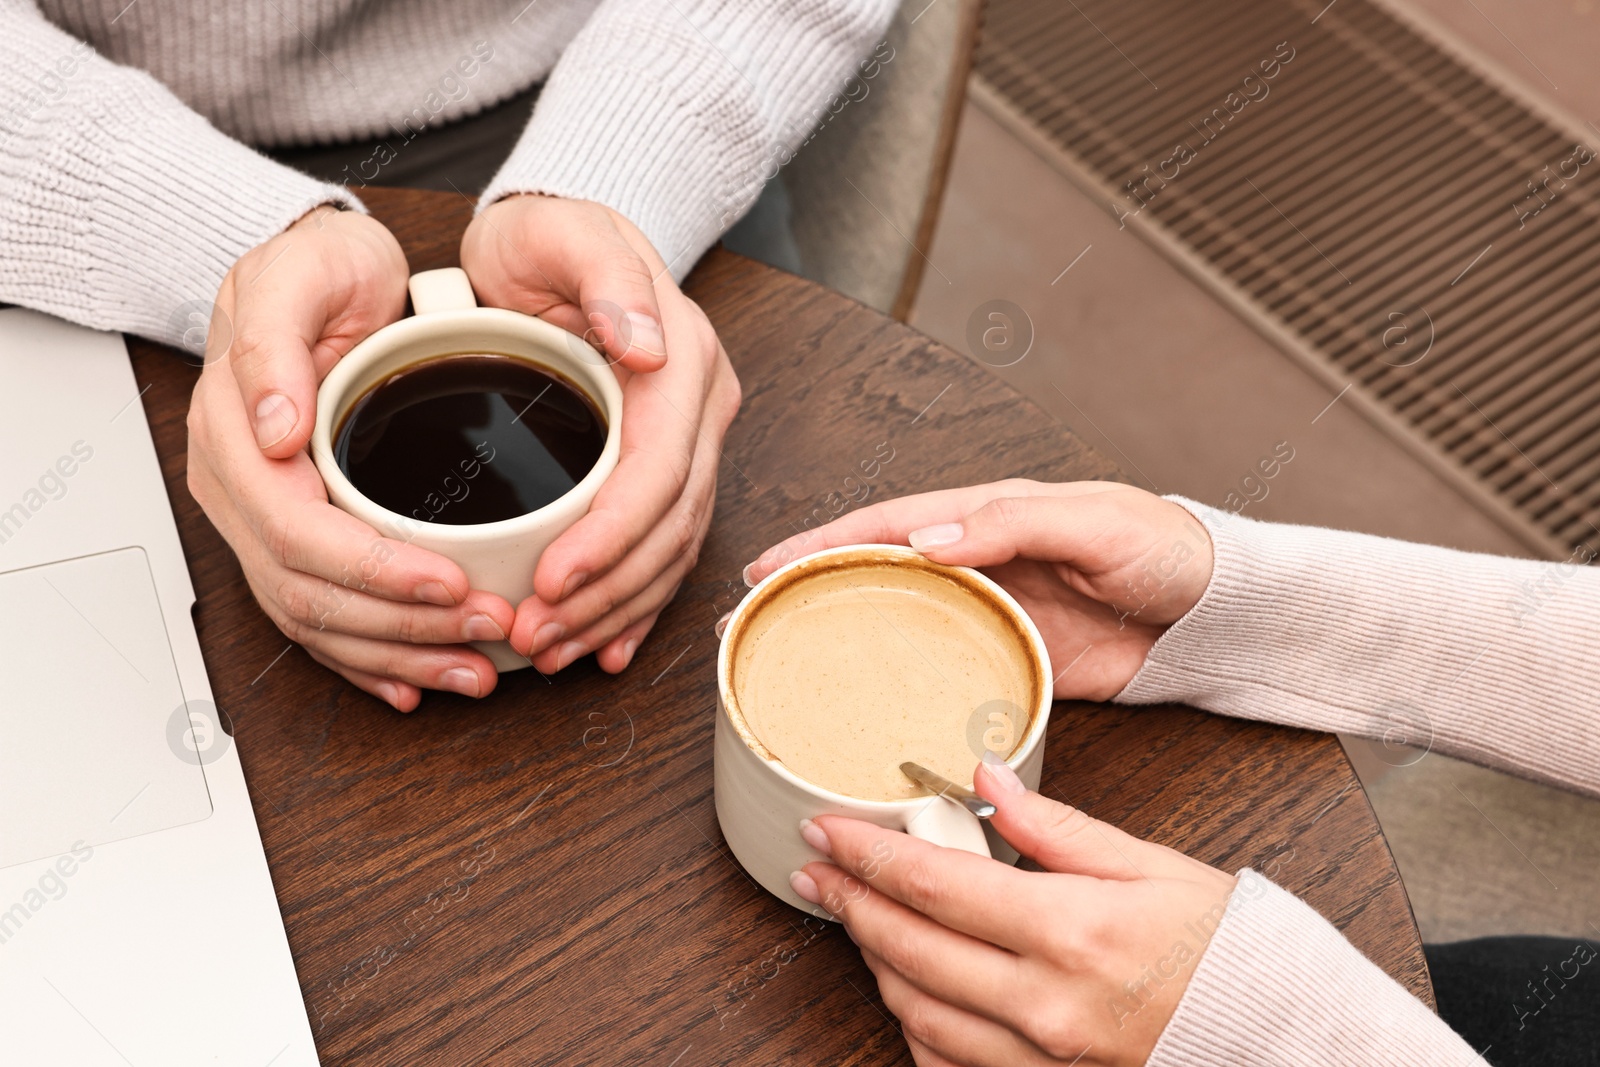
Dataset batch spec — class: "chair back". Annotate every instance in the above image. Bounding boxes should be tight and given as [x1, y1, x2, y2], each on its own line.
[783, 0, 984, 319]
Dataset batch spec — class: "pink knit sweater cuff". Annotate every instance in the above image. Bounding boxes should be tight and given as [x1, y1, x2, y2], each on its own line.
[1148, 870, 1477, 1066]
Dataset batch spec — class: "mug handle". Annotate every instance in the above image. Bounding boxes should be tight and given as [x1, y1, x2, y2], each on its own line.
[409, 267, 478, 315]
[904, 797, 991, 857]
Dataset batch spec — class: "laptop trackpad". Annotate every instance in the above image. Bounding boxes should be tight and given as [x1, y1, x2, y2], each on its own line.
[0, 547, 213, 869]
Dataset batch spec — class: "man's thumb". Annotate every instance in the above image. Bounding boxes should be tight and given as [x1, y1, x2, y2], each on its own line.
[229, 329, 320, 458]
[577, 240, 667, 373]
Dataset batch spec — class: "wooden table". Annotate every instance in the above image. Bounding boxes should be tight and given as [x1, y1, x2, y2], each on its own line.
[128, 187, 1431, 1065]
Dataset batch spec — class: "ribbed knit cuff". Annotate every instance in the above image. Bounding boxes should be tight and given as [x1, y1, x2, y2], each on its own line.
[480, 0, 896, 279]
[0, 20, 359, 348]
[1150, 870, 1477, 1066]
[1116, 499, 1600, 797]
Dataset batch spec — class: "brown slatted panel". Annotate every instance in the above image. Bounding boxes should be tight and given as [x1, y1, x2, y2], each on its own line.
[977, 0, 1600, 556]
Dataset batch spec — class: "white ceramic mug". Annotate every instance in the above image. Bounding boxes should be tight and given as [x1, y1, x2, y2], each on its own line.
[715, 544, 1053, 916]
[310, 268, 623, 671]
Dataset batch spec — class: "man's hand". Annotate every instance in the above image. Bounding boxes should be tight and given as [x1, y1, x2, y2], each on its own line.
[792, 757, 1237, 1067]
[460, 194, 741, 674]
[744, 481, 1214, 701]
[187, 207, 515, 711]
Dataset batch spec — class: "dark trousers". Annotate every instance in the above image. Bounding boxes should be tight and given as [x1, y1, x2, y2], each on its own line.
[1427, 936, 1600, 1065]
[264, 86, 542, 197]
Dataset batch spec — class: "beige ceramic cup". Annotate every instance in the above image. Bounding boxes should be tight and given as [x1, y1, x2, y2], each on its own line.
[715, 544, 1053, 916]
[310, 268, 623, 671]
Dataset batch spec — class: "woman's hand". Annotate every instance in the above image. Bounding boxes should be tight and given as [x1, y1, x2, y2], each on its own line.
[461, 194, 740, 674]
[187, 207, 516, 711]
[742, 481, 1213, 701]
[791, 757, 1237, 1067]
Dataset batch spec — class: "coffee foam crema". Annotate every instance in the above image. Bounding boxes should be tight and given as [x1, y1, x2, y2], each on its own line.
[727, 553, 1042, 802]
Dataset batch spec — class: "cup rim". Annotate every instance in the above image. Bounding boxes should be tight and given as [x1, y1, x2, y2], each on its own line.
[309, 307, 623, 543]
[717, 543, 1054, 813]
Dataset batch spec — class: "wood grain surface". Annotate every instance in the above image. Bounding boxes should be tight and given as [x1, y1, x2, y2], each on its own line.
[125, 186, 1431, 1065]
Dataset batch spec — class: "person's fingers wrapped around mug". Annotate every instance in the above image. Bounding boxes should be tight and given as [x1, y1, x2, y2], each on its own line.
[189, 206, 516, 710]
[741, 481, 1214, 701]
[789, 757, 1236, 1067]
[462, 194, 741, 674]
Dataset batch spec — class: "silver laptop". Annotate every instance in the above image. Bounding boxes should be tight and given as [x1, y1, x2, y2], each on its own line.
[0, 308, 317, 1064]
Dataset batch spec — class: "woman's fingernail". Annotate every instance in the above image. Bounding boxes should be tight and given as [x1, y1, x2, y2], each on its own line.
[789, 870, 822, 905]
[253, 393, 298, 449]
[530, 622, 565, 654]
[714, 611, 733, 640]
[376, 681, 403, 709]
[624, 312, 666, 357]
[416, 581, 456, 606]
[462, 614, 503, 642]
[908, 524, 966, 550]
[800, 818, 833, 857]
[441, 667, 481, 698]
[560, 571, 589, 599]
[622, 637, 640, 665]
[742, 561, 760, 588]
[554, 640, 585, 671]
[909, 523, 964, 551]
[981, 749, 1027, 794]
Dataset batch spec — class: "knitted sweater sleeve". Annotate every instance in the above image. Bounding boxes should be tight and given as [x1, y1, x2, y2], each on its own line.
[1119, 498, 1600, 797]
[0, 0, 359, 348]
[1147, 871, 1484, 1066]
[479, 0, 899, 278]
[1120, 500, 1600, 1064]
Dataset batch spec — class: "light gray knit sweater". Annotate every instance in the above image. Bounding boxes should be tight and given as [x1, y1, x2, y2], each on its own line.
[0, 0, 896, 346]
[1127, 500, 1600, 1065]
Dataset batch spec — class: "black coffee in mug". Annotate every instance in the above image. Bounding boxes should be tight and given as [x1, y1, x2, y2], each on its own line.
[333, 354, 607, 525]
